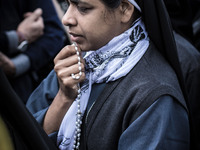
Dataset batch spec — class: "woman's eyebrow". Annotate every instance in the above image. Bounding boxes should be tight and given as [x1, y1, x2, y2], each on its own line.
[69, 0, 89, 5]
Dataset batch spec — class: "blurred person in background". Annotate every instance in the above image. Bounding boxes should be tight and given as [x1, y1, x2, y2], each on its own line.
[0, 0, 67, 103]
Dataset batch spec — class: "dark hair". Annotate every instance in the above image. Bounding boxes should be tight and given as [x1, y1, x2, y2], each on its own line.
[100, 0, 121, 8]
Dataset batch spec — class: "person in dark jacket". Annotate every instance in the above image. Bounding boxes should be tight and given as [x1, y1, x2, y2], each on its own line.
[0, 8, 44, 76]
[26, 0, 190, 149]
[0, 0, 66, 103]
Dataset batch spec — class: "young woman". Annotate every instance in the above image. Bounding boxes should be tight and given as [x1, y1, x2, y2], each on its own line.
[26, 0, 190, 149]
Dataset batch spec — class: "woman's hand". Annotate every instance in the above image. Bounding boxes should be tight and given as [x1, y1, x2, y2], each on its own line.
[43, 44, 85, 134]
[54, 44, 85, 102]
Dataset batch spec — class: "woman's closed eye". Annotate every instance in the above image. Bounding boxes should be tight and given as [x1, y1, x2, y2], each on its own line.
[77, 6, 92, 14]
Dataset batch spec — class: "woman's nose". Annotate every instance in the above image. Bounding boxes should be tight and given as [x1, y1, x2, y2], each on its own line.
[62, 7, 77, 27]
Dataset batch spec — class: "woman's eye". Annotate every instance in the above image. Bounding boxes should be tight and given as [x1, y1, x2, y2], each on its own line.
[77, 6, 91, 13]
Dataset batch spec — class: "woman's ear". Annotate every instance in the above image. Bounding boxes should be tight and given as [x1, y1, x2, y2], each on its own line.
[120, 0, 134, 23]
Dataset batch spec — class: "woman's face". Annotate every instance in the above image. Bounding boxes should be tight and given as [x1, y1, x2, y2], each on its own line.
[63, 0, 125, 51]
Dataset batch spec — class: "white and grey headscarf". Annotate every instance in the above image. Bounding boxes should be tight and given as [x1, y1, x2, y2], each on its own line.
[57, 1, 149, 150]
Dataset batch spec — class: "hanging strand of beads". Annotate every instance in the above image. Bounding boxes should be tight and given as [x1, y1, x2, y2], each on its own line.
[71, 42, 82, 150]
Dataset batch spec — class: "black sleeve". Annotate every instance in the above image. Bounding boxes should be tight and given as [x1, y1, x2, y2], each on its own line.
[0, 68, 58, 150]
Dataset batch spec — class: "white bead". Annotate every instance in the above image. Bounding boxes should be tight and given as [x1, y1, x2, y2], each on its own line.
[75, 46, 78, 51]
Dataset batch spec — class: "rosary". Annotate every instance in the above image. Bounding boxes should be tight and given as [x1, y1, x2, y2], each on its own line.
[71, 42, 82, 150]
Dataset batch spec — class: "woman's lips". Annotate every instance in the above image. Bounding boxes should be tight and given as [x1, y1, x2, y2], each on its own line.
[69, 33, 83, 42]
